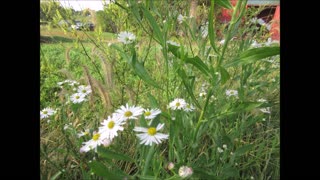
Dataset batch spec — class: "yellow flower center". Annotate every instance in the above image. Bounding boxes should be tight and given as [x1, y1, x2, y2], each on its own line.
[124, 111, 133, 117]
[43, 111, 48, 114]
[147, 127, 157, 136]
[84, 131, 89, 136]
[186, 104, 190, 108]
[230, 91, 234, 95]
[175, 102, 180, 107]
[108, 121, 115, 129]
[82, 90, 86, 93]
[92, 133, 100, 141]
[144, 111, 151, 116]
[75, 95, 80, 99]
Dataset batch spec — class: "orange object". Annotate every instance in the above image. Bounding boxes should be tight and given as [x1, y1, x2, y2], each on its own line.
[219, 0, 237, 23]
[270, 5, 280, 41]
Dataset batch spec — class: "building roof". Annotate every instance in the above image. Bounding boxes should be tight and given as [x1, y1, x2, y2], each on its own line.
[247, 0, 279, 5]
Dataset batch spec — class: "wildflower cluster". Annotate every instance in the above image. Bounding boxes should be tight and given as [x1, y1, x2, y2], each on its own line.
[168, 98, 195, 112]
[80, 103, 168, 153]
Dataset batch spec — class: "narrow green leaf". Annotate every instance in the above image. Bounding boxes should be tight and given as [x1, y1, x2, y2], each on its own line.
[141, 6, 164, 45]
[89, 161, 123, 179]
[136, 175, 157, 180]
[219, 66, 230, 84]
[132, 58, 162, 89]
[234, 144, 254, 156]
[193, 168, 218, 179]
[209, 102, 262, 120]
[222, 135, 232, 146]
[233, 102, 263, 112]
[185, 56, 210, 76]
[139, 114, 148, 127]
[167, 43, 187, 59]
[50, 171, 62, 180]
[128, 0, 141, 21]
[224, 46, 280, 67]
[241, 46, 280, 61]
[110, 44, 130, 62]
[160, 111, 171, 120]
[216, 0, 233, 9]
[98, 147, 134, 162]
[177, 68, 201, 109]
[143, 146, 155, 175]
[221, 166, 239, 178]
[147, 93, 159, 108]
[209, 0, 219, 54]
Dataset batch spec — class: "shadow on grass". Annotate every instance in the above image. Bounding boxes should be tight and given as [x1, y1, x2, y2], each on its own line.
[40, 36, 89, 44]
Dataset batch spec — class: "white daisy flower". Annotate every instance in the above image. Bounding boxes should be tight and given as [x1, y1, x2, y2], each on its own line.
[168, 98, 187, 110]
[64, 80, 79, 86]
[115, 103, 144, 121]
[217, 147, 224, 153]
[143, 108, 161, 120]
[257, 98, 267, 103]
[177, 14, 186, 24]
[77, 129, 90, 138]
[80, 132, 104, 153]
[57, 81, 64, 86]
[99, 114, 125, 140]
[133, 123, 169, 146]
[251, 40, 261, 48]
[64, 123, 72, 130]
[77, 85, 92, 96]
[167, 40, 180, 47]
[178, 166, 193, 178]
[219, 39, 225, 45]
[70, 93, 86, 104]
[222, 144, 227, 149]
[264, 38, 278, 46]
[250, 17, 258, 24]
[199, 92, 207, 97]
[118, 31, 136, 44]
[257, 18, 266, 26]
[210, 95, 217, 101]
[260, 107, 271, 114]
[40, 107, 56, 119]
[226, 90, 238, 98]
[184, 103, 195, 112]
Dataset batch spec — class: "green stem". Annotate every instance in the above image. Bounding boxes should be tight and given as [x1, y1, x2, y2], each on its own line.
[193, 88, 213, 141]
[142, 145, 155, 176]
[218, 0, 247, 67]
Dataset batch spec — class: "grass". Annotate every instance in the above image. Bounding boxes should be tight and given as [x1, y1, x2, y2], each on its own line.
[41, 26, 117, 43]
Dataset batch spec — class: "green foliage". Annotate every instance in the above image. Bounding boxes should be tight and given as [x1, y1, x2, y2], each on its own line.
[40, 0, 279, 179]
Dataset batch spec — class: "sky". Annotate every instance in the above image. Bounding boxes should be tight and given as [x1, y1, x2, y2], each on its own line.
[58, 0, 110, 11]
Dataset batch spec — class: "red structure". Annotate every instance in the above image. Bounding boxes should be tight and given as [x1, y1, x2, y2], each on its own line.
[218, 0, 280, 41]
[270, 5, 280, 41]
